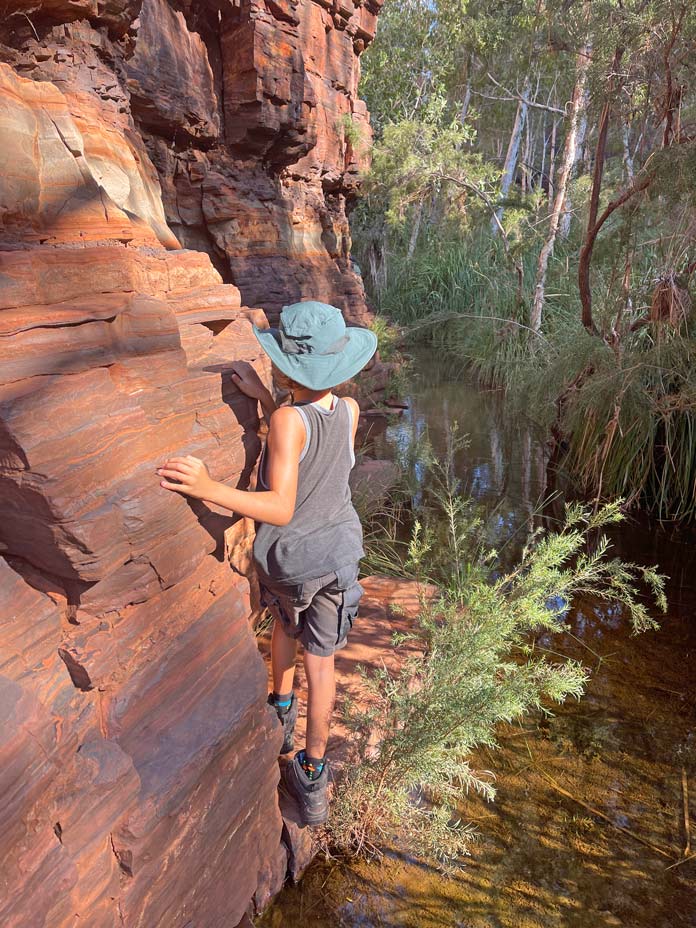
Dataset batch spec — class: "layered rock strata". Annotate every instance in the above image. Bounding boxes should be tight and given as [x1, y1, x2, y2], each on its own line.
[0, 0, 380, 924]
[1, 0, 380, 321]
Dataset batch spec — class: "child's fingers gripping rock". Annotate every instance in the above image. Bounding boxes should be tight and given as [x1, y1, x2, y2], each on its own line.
[157, 456, 213, 499]
[230, 361, 267, 400]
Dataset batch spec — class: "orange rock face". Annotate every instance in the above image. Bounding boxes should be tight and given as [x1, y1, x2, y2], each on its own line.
[0, 0, 380, 924]
[141, 0, 381, 321]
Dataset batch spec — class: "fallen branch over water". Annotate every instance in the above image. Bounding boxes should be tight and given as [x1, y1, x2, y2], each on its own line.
[666, 851, 696, 871]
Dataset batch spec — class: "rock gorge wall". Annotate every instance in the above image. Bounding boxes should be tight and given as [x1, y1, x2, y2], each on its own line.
[0, 2, 380, 925]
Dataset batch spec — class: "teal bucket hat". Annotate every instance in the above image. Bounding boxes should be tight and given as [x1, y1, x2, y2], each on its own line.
[253, 301, 378, 391]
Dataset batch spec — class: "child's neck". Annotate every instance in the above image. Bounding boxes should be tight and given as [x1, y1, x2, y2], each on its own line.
[293, 387, 334, 409]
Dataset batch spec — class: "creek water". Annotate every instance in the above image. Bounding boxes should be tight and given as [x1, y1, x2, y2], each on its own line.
[258, 354, 696, 928]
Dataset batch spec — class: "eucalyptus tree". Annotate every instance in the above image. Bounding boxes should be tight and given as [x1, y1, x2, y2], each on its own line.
[360, 0, 696, 334]
[575, 0, 696, 334]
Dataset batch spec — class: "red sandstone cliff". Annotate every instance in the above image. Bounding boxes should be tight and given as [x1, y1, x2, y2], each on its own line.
[0, 2, 380, 925]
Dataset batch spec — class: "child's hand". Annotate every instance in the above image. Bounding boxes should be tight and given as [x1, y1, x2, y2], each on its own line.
[158, 456, 214, 500]
[230, 361, 269, 401]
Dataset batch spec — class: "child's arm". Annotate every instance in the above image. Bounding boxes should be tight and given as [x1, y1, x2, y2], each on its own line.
[158, 406, 304, 526]
[230, 361, 277, 425]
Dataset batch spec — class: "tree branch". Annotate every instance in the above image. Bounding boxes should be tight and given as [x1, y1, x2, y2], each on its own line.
[481, 72, 568, 115]
[435, 171, 511, 253]
[473, 89, 567, 116]
[587, 170, 653, 245]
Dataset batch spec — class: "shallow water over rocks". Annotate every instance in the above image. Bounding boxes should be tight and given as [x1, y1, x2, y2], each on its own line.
[259, 355, 696, 928]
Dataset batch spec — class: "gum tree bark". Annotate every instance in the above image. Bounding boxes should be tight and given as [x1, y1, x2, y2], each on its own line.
[578, 45, 625, 333]
[530, 42, 591, 333]
[407, 199, 424, 259]
[560, 101, 588, 239]
[491, 76, 531, 234]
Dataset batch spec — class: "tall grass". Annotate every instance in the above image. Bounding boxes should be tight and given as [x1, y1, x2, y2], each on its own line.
[378, 234, 533, 328]
[562, 332, 696, 520]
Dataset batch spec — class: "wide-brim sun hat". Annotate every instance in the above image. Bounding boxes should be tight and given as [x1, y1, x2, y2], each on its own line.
[253, 300, 378, 391]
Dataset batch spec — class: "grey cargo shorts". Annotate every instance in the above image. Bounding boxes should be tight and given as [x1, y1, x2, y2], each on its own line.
[258, 564, 364, 657]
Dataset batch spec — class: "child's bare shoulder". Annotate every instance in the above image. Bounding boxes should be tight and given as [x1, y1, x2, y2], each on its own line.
[269, 404, 305, 430]
[343, 395, 360, 416]
[267, 406, 306, 458]
[344, 395, 360, 423]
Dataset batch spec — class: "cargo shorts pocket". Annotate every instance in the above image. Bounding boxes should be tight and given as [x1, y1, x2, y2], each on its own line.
[336, 577, 364, 645]
[260, 584, 305, 633]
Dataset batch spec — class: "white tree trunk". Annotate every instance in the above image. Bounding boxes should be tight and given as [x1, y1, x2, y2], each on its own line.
[521, 116, 532, 194]
[407, 199, 424, 260]
[531, 44, 591, 333]
[560, 102, 588, 238]
[622, 120, 635, 180]
[492, 77, 531, 234]
[539, 111, 548, 186]
[549, 119, 559, 204]
[460, 80, 472, 125]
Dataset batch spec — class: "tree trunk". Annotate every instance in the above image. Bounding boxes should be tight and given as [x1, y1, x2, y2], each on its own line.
[583, 122, 593, 174]
[622, 120, 634, 180]
[584, 172, 654, 334]
[577, 110, 588, 169]
[460, 81, 472, 125]
[521, 117, 529, 193]
[539, 110, 547, 188]
[492, 77, 531, 234]
[547, 118, 557, 203]
[368, 226, 388, 294]
[407, 199, 424, 260]
[560, 101, 588, 239]
[578, 45, 625, 333]
[530, 43, 591, 333]
[662, 6, 687, 148]
[459, 53, 474, 125]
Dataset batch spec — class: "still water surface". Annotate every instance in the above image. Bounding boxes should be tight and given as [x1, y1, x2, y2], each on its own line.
[259, 356, 696, 928]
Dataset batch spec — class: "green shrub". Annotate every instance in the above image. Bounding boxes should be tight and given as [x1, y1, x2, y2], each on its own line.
[337, 112, 368, 153]
[332, 433, 666, 869]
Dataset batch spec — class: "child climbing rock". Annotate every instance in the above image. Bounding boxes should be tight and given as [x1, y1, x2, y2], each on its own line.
[158, 301, 377, 826]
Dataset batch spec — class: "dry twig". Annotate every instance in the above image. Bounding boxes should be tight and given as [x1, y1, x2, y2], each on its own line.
[682, 767, 691, 857]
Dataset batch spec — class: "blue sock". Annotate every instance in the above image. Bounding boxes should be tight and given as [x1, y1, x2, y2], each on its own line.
[272, 691, 292, 714]
[300, 750, 325, 780]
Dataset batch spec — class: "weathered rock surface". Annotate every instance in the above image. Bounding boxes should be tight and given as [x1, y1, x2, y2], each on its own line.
[350, 458, 400, 509]
[0, 0, 380, 923]
[1, 0, 380, 321]
[126, 0, 220, 141]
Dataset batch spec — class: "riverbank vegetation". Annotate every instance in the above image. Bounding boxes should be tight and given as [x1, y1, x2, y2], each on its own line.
[330, 434, 666, 868]
[353, 0, 696, 521]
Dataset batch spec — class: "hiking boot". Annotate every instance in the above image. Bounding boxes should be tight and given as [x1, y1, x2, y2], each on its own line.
[282, 752, 330, 827]
[268, 692, 298, 754]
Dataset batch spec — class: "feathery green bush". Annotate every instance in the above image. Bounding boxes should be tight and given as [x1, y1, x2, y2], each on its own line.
[332, 432, 666, 868]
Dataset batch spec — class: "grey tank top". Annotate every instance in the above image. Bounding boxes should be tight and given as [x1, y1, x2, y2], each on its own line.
[253, 397, 364, 584]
